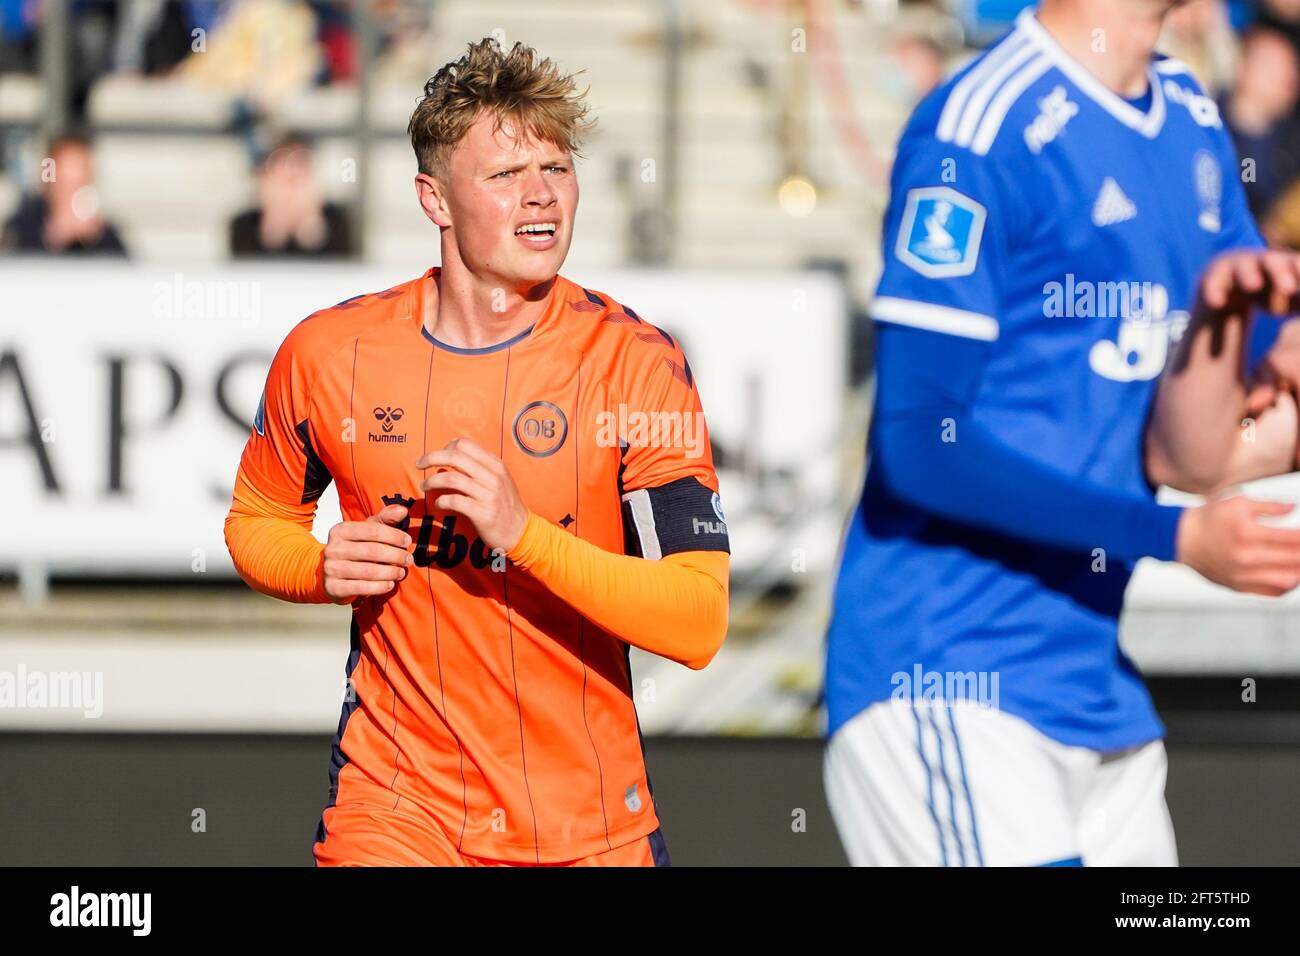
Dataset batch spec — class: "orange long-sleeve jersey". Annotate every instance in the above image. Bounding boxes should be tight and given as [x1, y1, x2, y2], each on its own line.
[224, 268, 730, 864]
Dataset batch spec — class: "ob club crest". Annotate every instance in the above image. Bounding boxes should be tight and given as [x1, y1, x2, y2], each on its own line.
[512, 401, 567, 458]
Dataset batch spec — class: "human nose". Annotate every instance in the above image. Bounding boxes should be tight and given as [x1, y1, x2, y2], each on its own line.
[520, 166, 556, 208]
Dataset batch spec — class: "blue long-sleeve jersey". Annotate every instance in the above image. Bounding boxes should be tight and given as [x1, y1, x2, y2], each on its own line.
[825, 8, 1268, 750]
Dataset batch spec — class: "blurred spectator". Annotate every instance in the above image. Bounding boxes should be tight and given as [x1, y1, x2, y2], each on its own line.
[1256, 0, 1300, 56]
[888, 34, 946, 105]
[1, 1, 120, 118]
[114, 1, 232, 76]
[1160, 0, 1238, 95]
[0, 131, 128, 256]
[1222, 27, 1300, 219]
[178, 0, 322, 111]
[370, 1, 438, 89]
[229, 134, 352, 258]
[1261, 178, 1300, 246]
[0, 0, 37, 72]
[311, 0, 355, 83]
[68, 1, 120, 119]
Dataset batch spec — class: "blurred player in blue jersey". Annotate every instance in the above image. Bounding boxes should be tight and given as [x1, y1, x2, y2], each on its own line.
[825, 0, 1300, 866]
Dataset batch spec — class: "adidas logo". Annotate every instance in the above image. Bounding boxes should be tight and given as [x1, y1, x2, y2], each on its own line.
[1092, 177, 1137, 227]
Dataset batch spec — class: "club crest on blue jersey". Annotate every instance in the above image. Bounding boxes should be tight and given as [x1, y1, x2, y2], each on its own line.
[895, 186, 986, 278]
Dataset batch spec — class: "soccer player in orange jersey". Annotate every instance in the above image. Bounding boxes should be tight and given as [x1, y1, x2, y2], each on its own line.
[223, 39, 730, 867]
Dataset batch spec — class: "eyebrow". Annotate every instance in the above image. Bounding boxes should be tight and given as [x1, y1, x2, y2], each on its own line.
[486, 156, 571, 174]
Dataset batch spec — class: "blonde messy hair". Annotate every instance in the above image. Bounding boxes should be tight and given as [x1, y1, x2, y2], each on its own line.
[408, 37, 593, 178]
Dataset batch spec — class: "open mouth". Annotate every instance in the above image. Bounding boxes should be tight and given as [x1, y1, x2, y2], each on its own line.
[514, 221, 558, 244]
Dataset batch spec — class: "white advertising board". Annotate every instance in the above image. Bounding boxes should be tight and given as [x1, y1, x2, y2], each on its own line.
[0, 261, 848, 578]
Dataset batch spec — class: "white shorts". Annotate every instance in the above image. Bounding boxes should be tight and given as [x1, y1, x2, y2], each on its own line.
[824, 698, 1178, 866]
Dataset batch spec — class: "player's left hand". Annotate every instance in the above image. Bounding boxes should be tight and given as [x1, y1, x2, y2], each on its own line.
[416, 438, 529, 553]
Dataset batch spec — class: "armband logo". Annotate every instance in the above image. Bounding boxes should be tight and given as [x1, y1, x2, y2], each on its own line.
[896, 186, 986, 278]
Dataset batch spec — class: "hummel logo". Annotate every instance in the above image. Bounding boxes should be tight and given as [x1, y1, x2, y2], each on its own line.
[1092, 178, 1137, 227]
[368, 404, 407, 444]
[373, 406, 404, 433]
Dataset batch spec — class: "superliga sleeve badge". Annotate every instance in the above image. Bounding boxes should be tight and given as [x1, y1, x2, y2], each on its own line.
[895, 186, 987, 278]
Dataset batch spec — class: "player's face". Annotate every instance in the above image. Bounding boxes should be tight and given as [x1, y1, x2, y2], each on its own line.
[431, 111, 578, 290]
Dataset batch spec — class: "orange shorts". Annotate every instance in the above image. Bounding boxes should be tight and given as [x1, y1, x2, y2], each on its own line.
[314, 800, 670, 868]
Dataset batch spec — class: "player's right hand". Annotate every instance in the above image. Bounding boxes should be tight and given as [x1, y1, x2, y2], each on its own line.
[1176, 494, 1300, 597]
[322, 504, 414, 603]
[1195, 248, 1300, 321]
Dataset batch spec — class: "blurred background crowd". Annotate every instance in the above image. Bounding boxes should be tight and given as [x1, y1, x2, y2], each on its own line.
[5, 0, 1300, 338]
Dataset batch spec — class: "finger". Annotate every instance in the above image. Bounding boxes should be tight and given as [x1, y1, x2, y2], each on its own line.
[1245, 382, 1278, 418]
[1234, 582, 1289, 598]
[1270, 371, 1298, 397]
[446, 436, 503, 472]
[329, 540, 413, 566]
[1261, 339, 1300, 394]
[341, 521, 411, 550]
[1233, 253, 1266, 299]
[1261, 251, 1298, 314]
[1244, 523, 1300, 549]
[330, 579, 398, 599]
[325, 560, 408, 582]
[1244, 498, 1297, 519]
[1231, 541, 1300, 566]
[1284, 253, 1300, 314]
[419, 469, 479, 498]
[416, 448, 492, 483]
[368, 503, 410, 527]
[1238, 566, 1300, 595]
[433, 493, 478, 516]
[1201, 256, 1235, 309]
